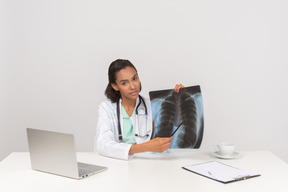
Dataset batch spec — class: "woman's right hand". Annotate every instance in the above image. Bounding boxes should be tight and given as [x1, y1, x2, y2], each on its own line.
[129, 137, 173, 155]
[144, 137, 173, 153]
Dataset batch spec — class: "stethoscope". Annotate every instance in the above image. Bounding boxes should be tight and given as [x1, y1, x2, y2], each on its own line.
[116, 95, 149, 141]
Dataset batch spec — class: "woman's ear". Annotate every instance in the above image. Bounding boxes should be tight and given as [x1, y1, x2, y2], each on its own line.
[111, 83, 119, 91]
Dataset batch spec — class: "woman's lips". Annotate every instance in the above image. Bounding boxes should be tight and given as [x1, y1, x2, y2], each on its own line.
[130, 91, 138, 96]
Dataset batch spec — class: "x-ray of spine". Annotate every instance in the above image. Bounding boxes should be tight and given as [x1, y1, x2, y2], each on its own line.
[149, 85, 204, 149]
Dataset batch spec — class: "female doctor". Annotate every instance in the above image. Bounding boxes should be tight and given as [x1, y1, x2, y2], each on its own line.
[96, 59, 184, 160]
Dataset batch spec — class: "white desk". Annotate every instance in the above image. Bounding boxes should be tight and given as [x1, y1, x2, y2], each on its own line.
[1, 150, 288, 192]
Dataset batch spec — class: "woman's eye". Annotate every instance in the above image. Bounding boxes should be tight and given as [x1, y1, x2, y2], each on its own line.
[133, 77, 138, 81]
[121, 82, 127, 86]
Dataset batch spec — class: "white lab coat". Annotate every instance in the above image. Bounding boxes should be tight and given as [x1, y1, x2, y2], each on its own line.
[96, 96, 152, 160]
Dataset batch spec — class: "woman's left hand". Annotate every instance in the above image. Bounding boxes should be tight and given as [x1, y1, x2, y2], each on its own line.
[174, 84, 184, 93]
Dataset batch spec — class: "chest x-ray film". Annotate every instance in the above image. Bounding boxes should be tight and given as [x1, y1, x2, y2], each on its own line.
[149, 85, 204, 148]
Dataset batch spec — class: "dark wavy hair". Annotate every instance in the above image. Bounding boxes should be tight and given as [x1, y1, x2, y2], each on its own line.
[105, 59, 138, 103]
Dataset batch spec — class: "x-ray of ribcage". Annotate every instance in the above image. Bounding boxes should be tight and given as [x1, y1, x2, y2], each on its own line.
[149, 85, 204, 148]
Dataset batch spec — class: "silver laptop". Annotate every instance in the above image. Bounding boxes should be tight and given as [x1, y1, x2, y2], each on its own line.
[26, 128, 107, 179]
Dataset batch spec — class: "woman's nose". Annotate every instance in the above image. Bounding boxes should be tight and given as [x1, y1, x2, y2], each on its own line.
[130, 82, 135, 89]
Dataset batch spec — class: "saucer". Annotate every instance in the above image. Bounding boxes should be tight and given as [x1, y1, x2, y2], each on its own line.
[213, 151, 239, 159]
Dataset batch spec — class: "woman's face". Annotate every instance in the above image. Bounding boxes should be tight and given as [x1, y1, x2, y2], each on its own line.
[111, 66, 140, 102]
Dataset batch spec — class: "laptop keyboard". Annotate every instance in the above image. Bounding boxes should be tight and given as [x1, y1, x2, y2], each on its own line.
[78, 162, 107, 177]
[79, 168, 92, 176]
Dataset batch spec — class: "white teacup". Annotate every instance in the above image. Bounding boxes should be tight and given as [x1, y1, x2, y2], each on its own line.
[216, 143, 235, 156]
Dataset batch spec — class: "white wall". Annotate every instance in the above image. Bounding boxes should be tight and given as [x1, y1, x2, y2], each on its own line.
[1, 0, 287, 162]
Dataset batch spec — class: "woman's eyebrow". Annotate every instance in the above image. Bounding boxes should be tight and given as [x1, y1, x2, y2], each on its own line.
[119, 73, 138, 83]
[119, 79, 127, 83]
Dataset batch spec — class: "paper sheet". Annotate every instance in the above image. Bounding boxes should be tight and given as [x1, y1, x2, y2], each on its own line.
[183, 161, 260, 183]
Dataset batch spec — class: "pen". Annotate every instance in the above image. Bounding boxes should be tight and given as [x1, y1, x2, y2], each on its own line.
[170, 122, 183, 137]
[208, 171, 217, 179]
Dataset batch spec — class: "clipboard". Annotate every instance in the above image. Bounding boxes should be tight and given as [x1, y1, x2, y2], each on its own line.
[182, 161, 261, 184]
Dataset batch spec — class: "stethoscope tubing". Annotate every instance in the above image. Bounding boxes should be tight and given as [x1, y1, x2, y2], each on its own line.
[116, 95, 148, 141]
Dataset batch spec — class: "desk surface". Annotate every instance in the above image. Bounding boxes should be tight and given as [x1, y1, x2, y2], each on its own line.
[1, 150, 288, 192]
